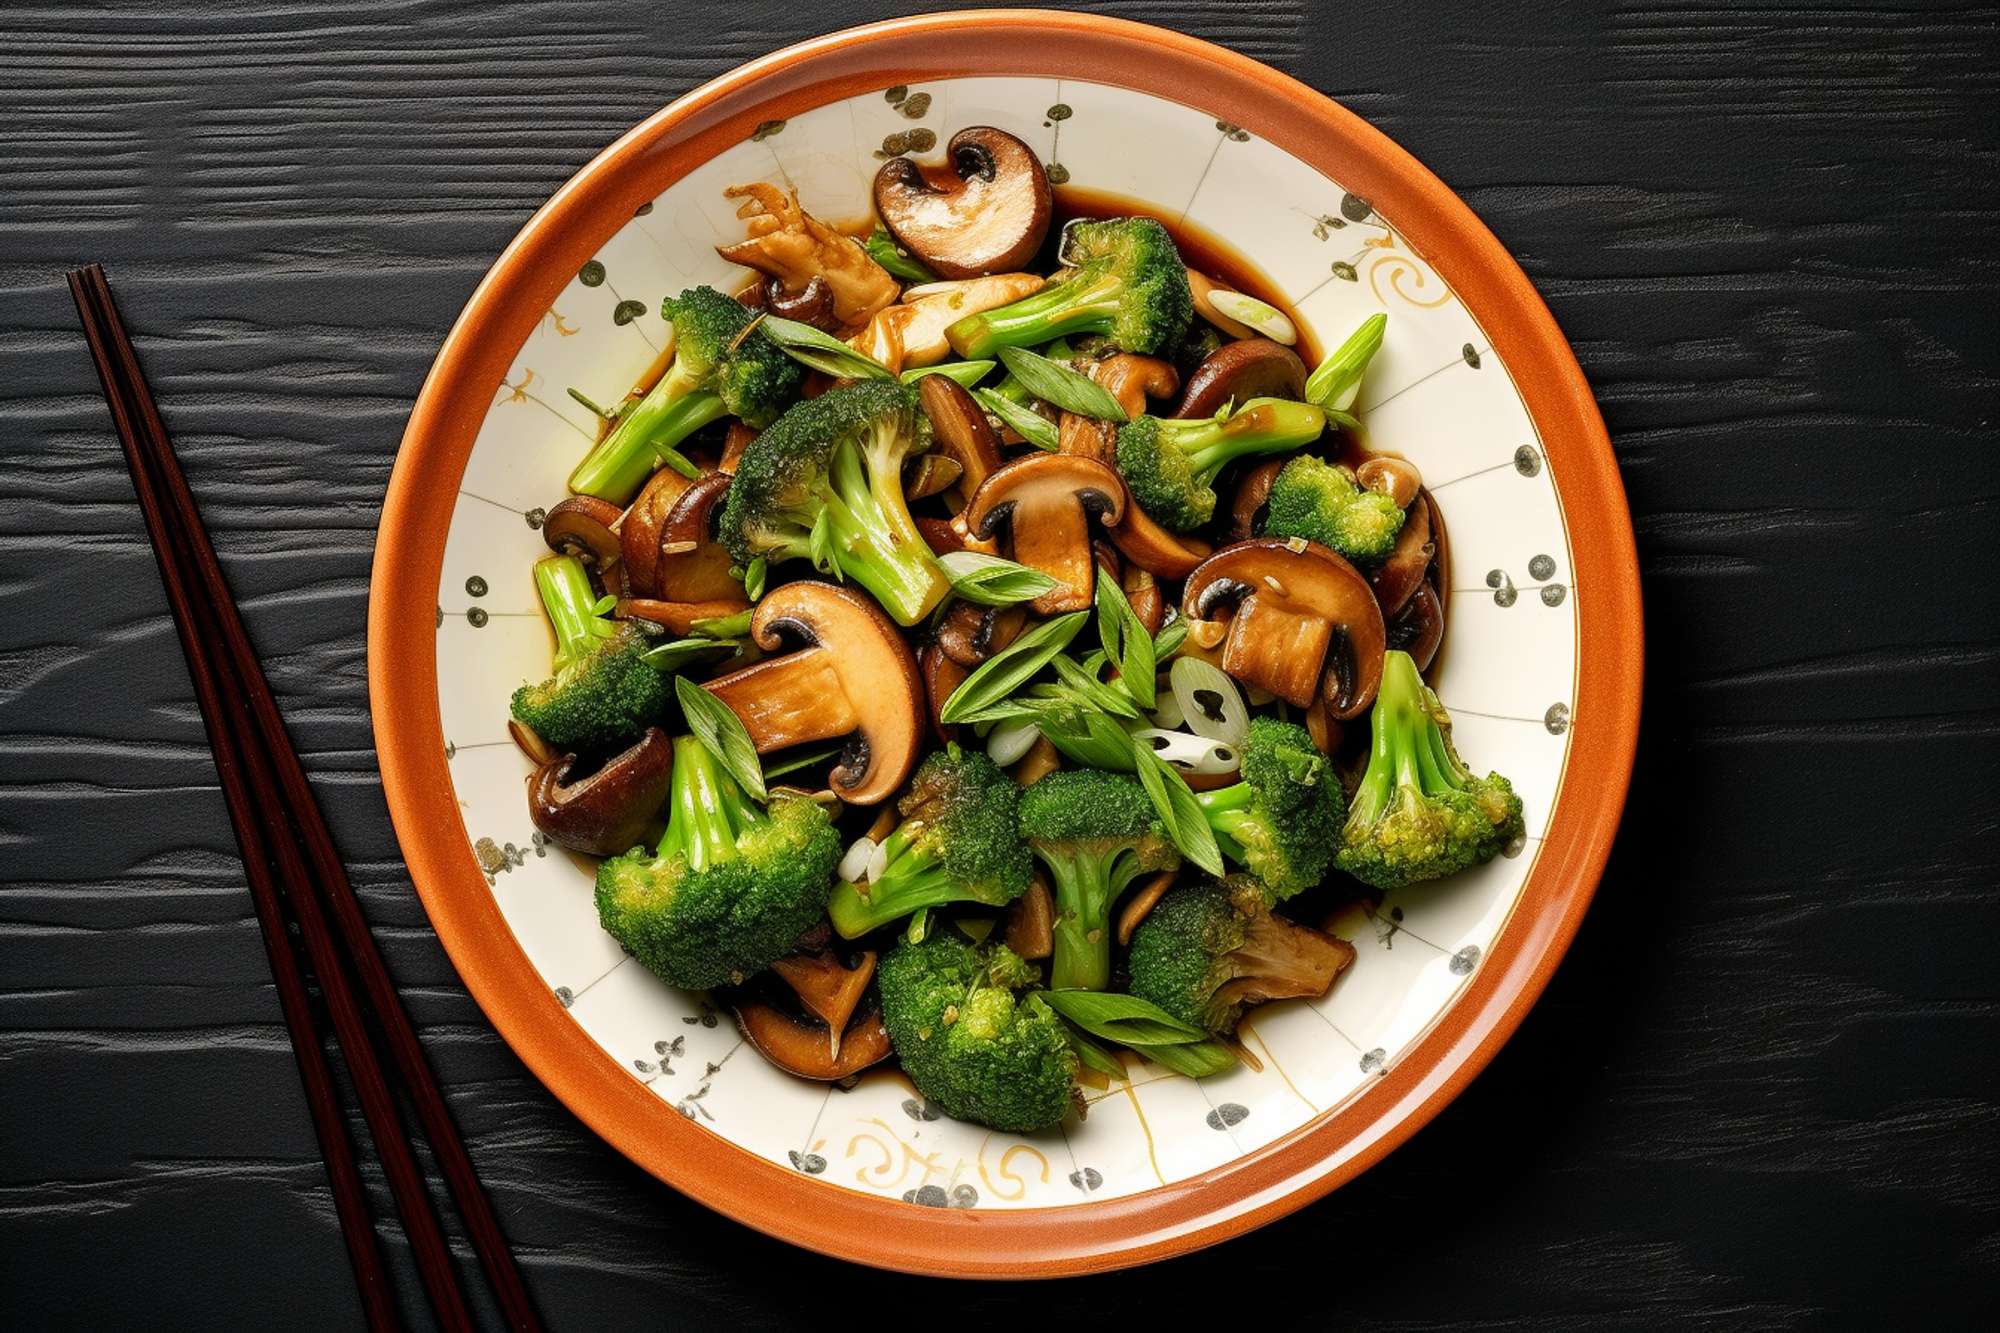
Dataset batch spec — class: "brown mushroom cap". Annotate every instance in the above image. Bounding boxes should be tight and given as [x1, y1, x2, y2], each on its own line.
[526, 727, 673, 857]
[1182, 537, 1387, 718]
[733, 999, 891, 1080]
[542, 495, 622, 569]
[1369, 486, 1434, 617]
[770, 949, 877, 1057]
[615, 596, 751, 635]
[620, 469, 694, 596]
[916, 373, 1005, 498]
[918, 643, 967, 744]
[962, 453, 1125, 616]
[873, 127, 1052, 280]
[702, 581, 923, 806]
[1387, 580, 1444, 673]
[936, 602, 1026, 668]
[1356, 455, 1423, 510]
[1003, 874, 1055, 960]
[1110, 498, 1212, 579]
[1121, 565, 1167, 637]
[1226, 457, 1287, 543]
[1058, 354, 1179, 464]
[764, 274, 838, 330]
[650, 471, 743, 603]
[1174, 340, 1309, 420]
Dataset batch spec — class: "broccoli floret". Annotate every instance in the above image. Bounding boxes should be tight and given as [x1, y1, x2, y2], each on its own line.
[568, 286, 802, 502]
[1261, 454, 1407, 562]
[1337, 650, 1525, 889]
[1192, 718, 1344, 899]
[945, 217, 1193, 358]
[510, 555, 672, 753]
[1127, 875, 1352, 1035]
[1116, 397, 1327, 533]
[828, 748, 1031, 938]
[594, 735, 840, 989]
[876, 933, 1076, 1132]
[719, 380, 950, 625]
[1019, 770, 1180, 991]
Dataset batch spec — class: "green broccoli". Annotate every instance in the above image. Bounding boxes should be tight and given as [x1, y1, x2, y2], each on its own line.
[827, 748, 1031, 938]
[945, 217, 1194, 358]
[510, 555, 673, 753]
[719, 380, 950, 625]
[876, 933, 1076, 1132]
[1261, 453, 1407, 562]
[1190, 717, 1345, 899]
[594, 734, 840, 989]
[1019, 770, 1181, 991]
[1337, 650, 1525, 889]
[1116, 397, 1327, 533]
[568, 286, 802, 503]
[1127, 875, 1353, 1035]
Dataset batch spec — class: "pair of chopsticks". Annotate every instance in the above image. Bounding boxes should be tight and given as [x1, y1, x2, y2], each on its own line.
[68, 266, 542, 1333]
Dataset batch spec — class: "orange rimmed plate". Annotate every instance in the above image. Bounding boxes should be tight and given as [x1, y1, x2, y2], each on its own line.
[368, 9, 1640, 1277]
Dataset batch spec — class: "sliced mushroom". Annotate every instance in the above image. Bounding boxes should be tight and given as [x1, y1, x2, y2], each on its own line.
[1182, 537, 1388, 718]
[1387, 580, 1445, 673]
[1369, 486, 1433, 617]
[616, 596, 751, 635]
[1058, 354, 1179, 465]
[624, 470, 740, 604]
[874, 127, 1052, 279]
[620, 469, 693, 595]
[719, 421, 757, 474]
[509, 718, 555, 767]
[1174, 340, 1308, 420]
[1227, 457, 1286, 542]
[936, 602, 1026, 668]
[962, 453, 1125, 616]
[718, 183, 898, 327]
[1003, 874, 1055, 960]
[916, 373, 1005, 498]
[904, 452, 963, 501]
[764, 274, 838, 331]
[1356, 455, 1423, 510]
[915, 515, 965, 557]
[851, 273, 1044, 372]
[1110, 499, 1212, 580]
[919, 643, 967, 743]
[1115, 871, 1178, 946]
[771, 949, 877, 1060]
[526, 727, 674, 857]
[1304, 698, 1343, 756]
[542, 495, 622, 569]
[1122, 565, 1166, 636]
[702, 581, 923, 805]
[1011, 734, 1061, 786]
[1424, 488, 1450, 616]
[734, 999, 891, 1080]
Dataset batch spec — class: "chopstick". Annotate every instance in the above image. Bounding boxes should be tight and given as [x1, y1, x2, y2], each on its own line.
[68, 265, 543, 1333]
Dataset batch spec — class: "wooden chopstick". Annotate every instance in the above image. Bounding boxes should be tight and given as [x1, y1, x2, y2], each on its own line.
[69, 266, 542, 1333]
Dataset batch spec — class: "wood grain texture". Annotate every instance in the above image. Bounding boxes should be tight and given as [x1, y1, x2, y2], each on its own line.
[1, 1, 1994, 1327]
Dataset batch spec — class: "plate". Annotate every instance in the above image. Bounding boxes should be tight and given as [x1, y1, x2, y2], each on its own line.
[369, 10, 1641, 1277]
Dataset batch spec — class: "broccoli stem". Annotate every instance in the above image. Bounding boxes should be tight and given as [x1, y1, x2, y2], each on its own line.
[828, 859, 966, 938]
[1175, 398, 1327, 483]
[1043, 847, 1153, 991]
[1346, 651, 1428, 828]
[1192, 783, 1257, 861]
[947, 264, 1127, 360]
[660, 735, 752, 871]
[818, 437, 949, 624]
[567, 362, 727, 502]
[534, 555, 610, 672]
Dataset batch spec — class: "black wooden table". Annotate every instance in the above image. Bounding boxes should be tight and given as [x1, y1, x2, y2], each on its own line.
[4, 2, 1994, 1327]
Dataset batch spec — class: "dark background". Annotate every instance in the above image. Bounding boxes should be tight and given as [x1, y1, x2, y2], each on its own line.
[3, 1, 1995, 1328]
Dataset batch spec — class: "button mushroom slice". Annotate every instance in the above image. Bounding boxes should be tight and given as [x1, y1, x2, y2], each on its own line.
[734, 999, 892, 1080]
[1173, 339, 1309, 420]
[961, 453, 1126, 616]
[1058, 353, 1180, 465]
[903, 452, 963, 501]
[620, 469, 696, 597]
[852, 272, 1045, 372]
[1226, 457, 1286, 543]
[615, 596, 752, 635]
[873, 127, 1052, 279]
[1003, 873, 1055, 960]
[1369, 486, 1434, 617]
[770, 949, 878, 1061]
[1388, 580, 1445, 673]
[542, 495, 623, 570]
[915, 515, 965, 557]
[526, 727, 674, 857]
[919, 643, 968, 744]
[1182, 537, 1387, 718]
[648, 471, 743, 604]
[1110, 499, 1213, 580]
[717, 182, 899, 327]
[1304, 698, 1344, 756]
[916, 373, 1005, 500]
[1010, 734, 1061, 786]
[1356, 455, 1423, 510]
[763, 274, 838, 331]
[1115, 870, 1178, 946]
[936, 602, 1026, 668]
[701, 581, 923, 806]
[1122, 565, 1166, 637]
[1423, 488, 1450, 618]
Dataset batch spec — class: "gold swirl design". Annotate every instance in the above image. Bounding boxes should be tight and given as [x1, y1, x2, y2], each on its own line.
[542, 307, 579, 338]
[844, 1117, 945, 1190]
[1367, 252, 1453, 309]
[975, 1138, 1051, 1202]
[494, 366, 594, 440]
